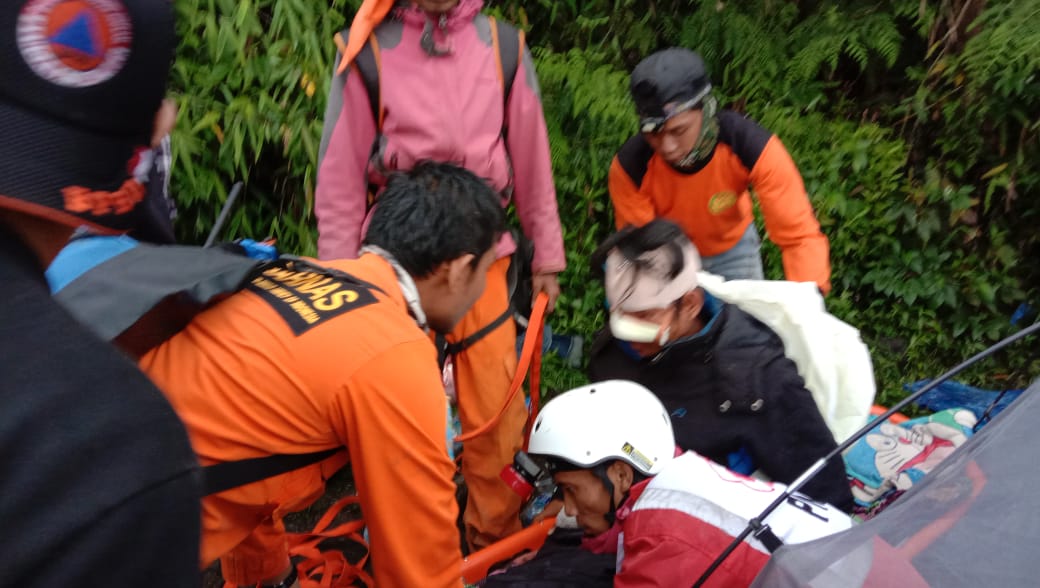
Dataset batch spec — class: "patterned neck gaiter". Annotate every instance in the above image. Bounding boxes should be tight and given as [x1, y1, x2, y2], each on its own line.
[672, 94, 720, 171]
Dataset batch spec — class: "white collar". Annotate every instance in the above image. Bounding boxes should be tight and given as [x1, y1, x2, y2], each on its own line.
[359, 245, 427, 332]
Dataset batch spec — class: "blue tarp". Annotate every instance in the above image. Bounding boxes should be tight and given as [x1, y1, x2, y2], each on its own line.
[906, 380, 1023, 424]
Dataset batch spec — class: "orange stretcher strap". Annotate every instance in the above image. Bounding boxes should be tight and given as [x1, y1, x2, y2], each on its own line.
[454, 293, 548, 444]
[870, 404, 910, 424]
[286, 496, 373, 588]
[460, 517, 555, 584]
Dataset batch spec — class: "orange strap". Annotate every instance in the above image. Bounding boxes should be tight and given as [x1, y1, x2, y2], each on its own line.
[870, 404, 910, 424]
[286, 496, 373, 588]
[489, 16, 504, 88]
[524, 302, 543, 449]
[454, 293, 548, 444]
[335, 0, 394, 75]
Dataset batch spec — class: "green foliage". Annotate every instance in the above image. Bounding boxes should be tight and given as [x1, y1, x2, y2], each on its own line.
[786, 6, 902, 81]
[170, 0, 357, 253]
[680, 0, 804, 105]
[171, 0, 1039, 402]
[538, 352, 591, 399]
[517, 48, 632, 389]
[533, 49, 630, 338]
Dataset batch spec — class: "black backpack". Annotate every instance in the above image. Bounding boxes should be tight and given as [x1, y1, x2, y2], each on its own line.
[478, 529, 616, 588]
[50, 240, 370, 496]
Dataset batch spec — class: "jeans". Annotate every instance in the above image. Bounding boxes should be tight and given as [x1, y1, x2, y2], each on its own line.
[701, 223, 765, 281]
[516, 323, 584, 368]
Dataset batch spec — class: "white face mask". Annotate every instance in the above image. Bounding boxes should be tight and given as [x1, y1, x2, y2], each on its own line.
[610, 312, 671, 345]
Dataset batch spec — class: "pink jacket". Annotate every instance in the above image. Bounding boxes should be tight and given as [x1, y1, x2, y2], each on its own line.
[315, 0, 566, 274]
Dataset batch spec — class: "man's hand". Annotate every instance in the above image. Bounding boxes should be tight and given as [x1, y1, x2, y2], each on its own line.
[531, 272, 561, 313]
[533, 498, 564, 523]
[151, 98, 178, 147]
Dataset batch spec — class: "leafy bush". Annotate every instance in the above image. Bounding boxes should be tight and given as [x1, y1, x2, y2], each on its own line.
[170, 0, 358, 253]
[170, 0, 1039, 402]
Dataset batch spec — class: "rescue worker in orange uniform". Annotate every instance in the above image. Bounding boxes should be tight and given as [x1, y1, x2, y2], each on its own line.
[140, 163, 505, 588]
[609, 47, 831, 293]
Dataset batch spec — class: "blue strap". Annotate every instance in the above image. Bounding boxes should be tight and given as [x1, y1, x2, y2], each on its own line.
[46, 235, 139, 293]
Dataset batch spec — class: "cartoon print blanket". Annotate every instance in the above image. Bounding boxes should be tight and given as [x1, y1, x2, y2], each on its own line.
[844, 408, 977, 506]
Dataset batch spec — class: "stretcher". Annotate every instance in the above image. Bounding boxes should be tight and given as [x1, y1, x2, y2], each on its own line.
[461, 517, 556, 584]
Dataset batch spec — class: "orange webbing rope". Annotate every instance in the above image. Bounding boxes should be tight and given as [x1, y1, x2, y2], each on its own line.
[524, 300, 544, 450]
[454, 293, 549, 444]
[287, 496, 373, 588]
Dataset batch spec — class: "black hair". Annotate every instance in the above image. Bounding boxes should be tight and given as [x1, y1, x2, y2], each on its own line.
[363, 161, 506, 278]
[590, 220, 691, 309]
[591, 219, 689, 279]
[594, 220, 690, 310]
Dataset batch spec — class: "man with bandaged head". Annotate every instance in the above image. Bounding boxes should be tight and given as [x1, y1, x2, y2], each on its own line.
[587, 219, 853, 510]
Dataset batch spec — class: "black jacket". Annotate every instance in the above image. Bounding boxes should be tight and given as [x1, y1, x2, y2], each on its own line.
[0, 226, 201, 586]
[589, 300, 854, 511]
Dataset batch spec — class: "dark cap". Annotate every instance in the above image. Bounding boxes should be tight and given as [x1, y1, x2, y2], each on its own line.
[0, 0, 176, 232]
[629, 48, 712, 132]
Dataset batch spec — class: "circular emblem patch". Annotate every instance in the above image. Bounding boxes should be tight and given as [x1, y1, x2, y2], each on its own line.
[17, 0, 133, 88]
[708, 191, 738, 215]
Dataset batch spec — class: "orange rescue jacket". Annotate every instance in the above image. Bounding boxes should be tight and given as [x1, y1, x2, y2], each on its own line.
[140, 253, 463, 588]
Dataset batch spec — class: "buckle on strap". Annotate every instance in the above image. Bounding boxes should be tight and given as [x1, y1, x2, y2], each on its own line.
[750, 518, 784, 553]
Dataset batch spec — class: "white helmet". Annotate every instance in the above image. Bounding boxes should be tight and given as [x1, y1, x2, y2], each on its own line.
[528, 380, 676, 476]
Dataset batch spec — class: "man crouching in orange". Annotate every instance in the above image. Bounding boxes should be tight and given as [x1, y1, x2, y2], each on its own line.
[140, 162, 505, 588]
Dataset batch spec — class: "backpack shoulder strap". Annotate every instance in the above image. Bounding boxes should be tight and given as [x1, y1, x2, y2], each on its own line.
[353, 33, 384, 130]
[616, 134, 655, 189]
[488, 16, 522, 120]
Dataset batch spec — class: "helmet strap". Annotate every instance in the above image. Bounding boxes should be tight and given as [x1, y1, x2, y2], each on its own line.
[593, 462, 623, 526]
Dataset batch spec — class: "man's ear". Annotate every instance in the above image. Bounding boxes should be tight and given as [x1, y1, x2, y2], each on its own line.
[679, 288, 705, 320]
[608, 461, 635, 495]
[444, 253, 477, 293]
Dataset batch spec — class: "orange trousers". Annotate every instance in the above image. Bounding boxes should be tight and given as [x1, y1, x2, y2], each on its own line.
[446, 256, 526, 550]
